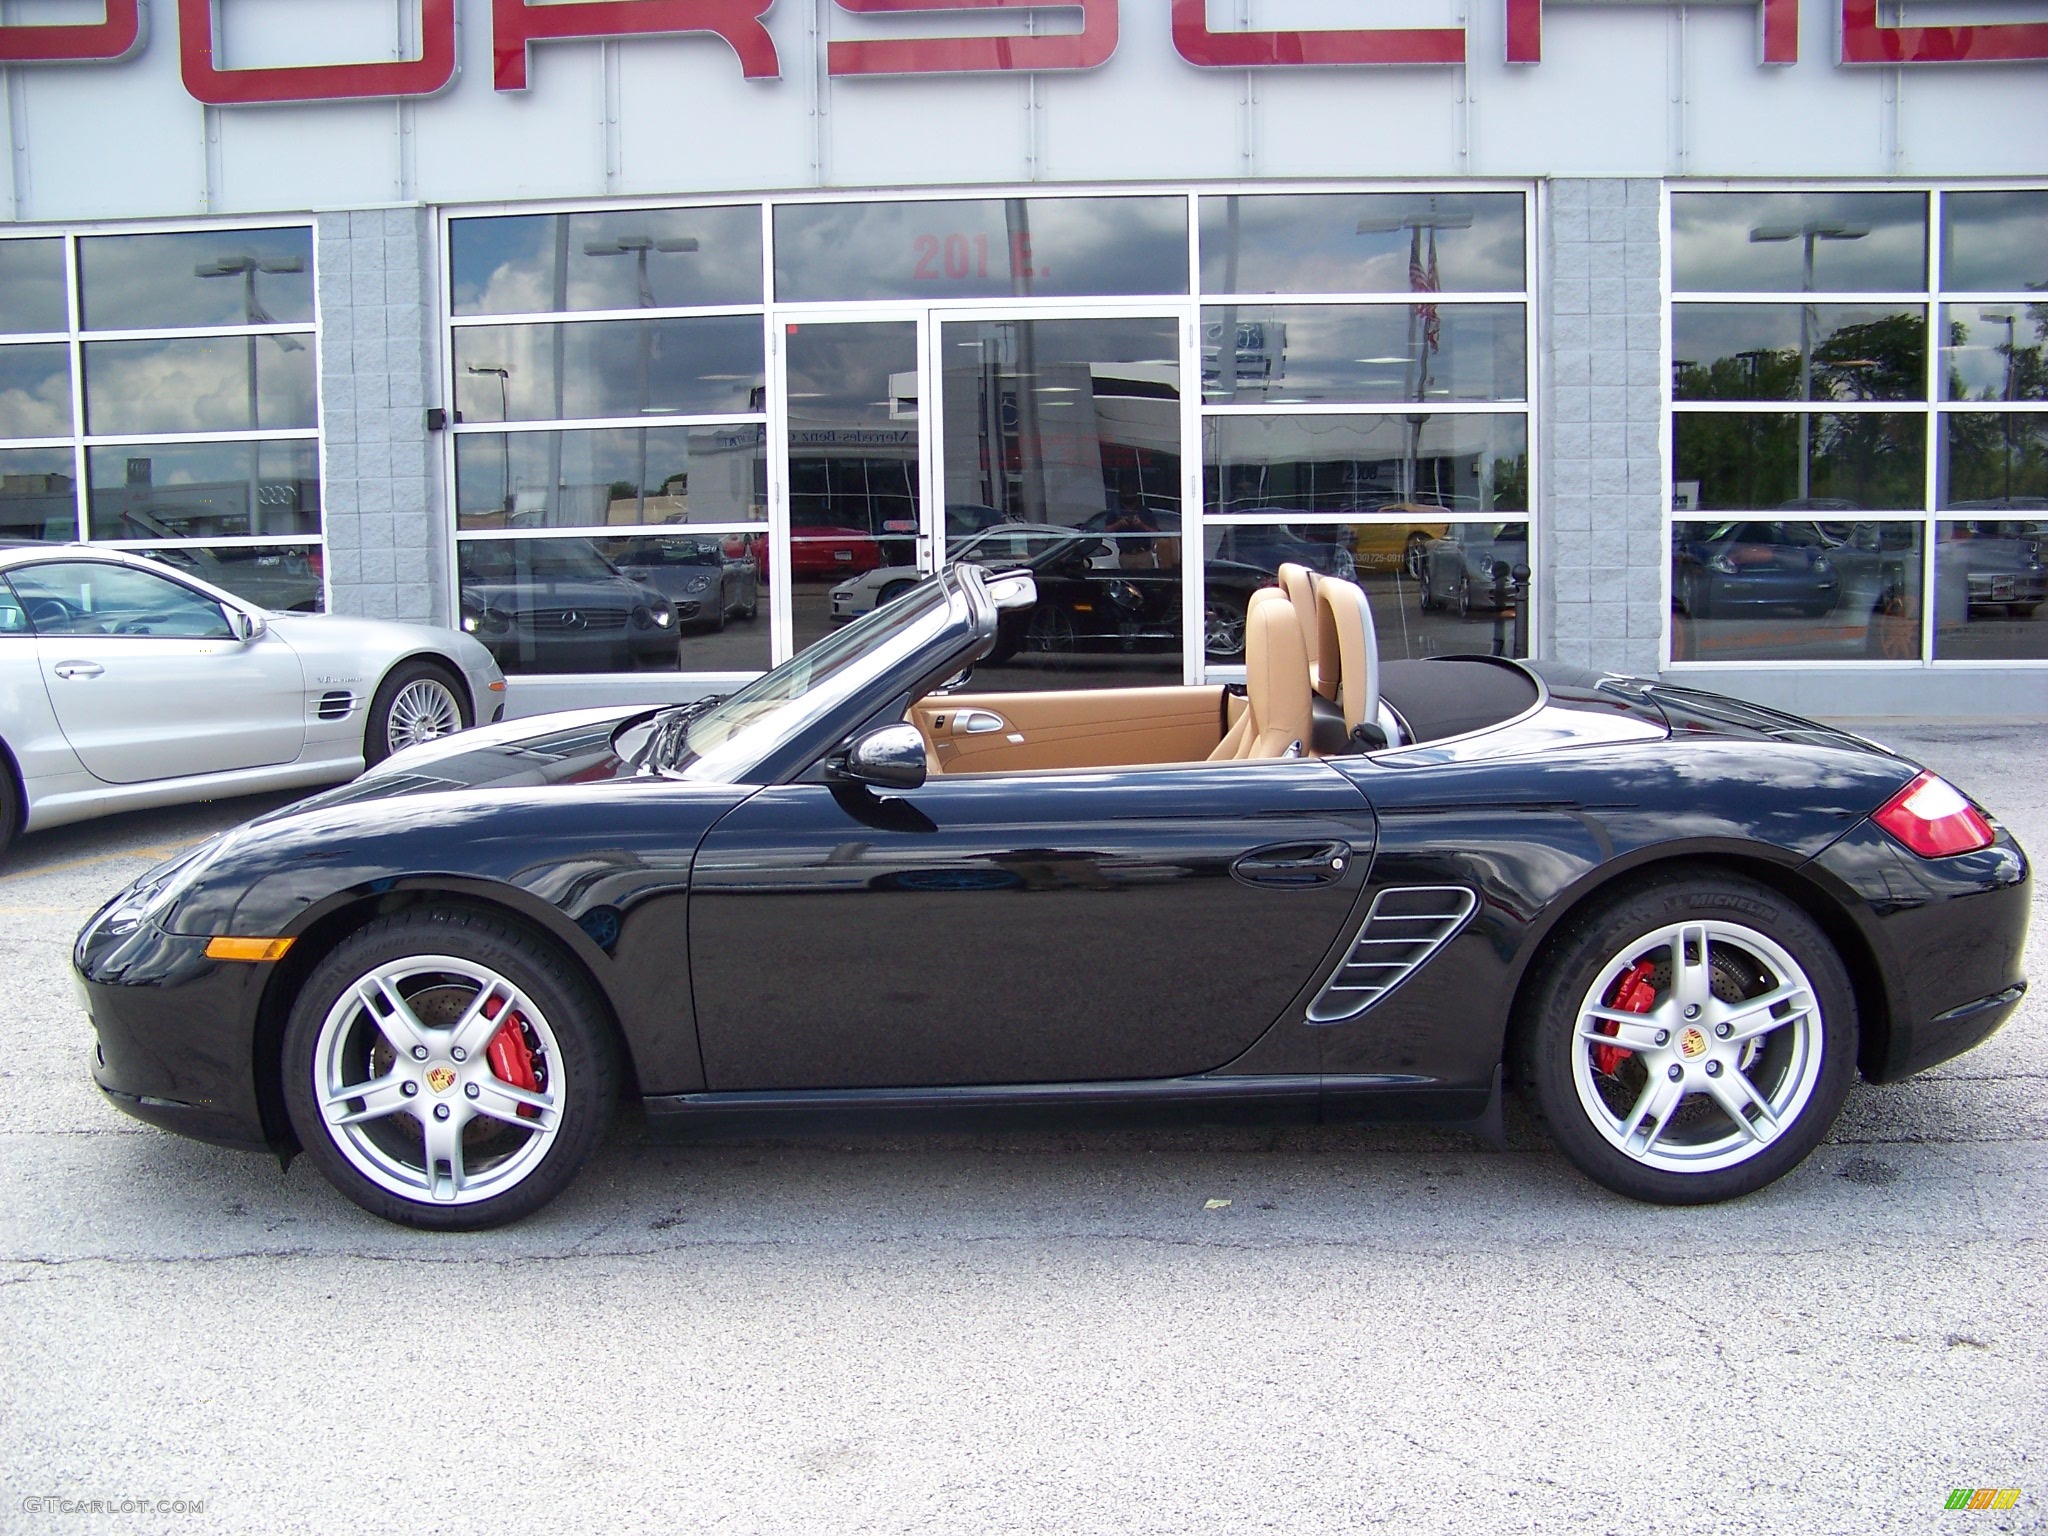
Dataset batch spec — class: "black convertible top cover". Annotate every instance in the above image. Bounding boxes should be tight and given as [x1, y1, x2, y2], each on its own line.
[1382, 657, 1542, 744]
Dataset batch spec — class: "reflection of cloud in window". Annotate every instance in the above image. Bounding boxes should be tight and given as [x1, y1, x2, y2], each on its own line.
[84, 339, 315, 436]
[1671, 192, 1925, 293]
[0, 367, 72, 438]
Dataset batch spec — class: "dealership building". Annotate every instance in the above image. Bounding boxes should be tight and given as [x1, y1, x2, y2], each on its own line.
[1, 0, 2044, 717]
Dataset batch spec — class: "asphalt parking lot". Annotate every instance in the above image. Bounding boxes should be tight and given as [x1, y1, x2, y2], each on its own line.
[1, 723, 2042, 1535]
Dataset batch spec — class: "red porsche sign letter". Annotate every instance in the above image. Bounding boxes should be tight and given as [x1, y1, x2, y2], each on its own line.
[0, 0, 143, 65]
[1839, 0, 2048, 64]
[1505, 0, 1797, 64]
[494, 0, 780, 89]
[178, 0, 458, 104]
[1170, 0, 1463, 67]
[829, 0, 1117, 76]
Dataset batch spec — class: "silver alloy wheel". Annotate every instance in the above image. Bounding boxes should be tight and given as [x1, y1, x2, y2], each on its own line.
[386, 677, 462, 753]
[312, 954, 563, 1206]
[1569, 919, 1825, 1175]
[1204, 599, 1247, 658]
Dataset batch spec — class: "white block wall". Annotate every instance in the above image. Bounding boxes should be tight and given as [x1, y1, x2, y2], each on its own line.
[315, 209, 444, 626]
[1541, 179, 1666, 679]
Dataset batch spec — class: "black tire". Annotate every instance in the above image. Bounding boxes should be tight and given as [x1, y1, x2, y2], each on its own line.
[281, 908, 618, 1231]
[1403, 533, 1430, 582]
[1456, 578, 1473, 619]
[1516, 870, 1857, 1205]
[1418, 561, 1442, 611]
[741, 581, 760, 620]
[364, 659, 471, 767]
[1204, 596, 1248, 661]
[877, 581, 915, 608]
[0, 748, 19, 859]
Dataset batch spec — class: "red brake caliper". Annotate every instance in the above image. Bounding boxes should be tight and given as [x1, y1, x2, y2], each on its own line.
[1594, 959, 1658, 1076]
[481, 993, 540, 1115]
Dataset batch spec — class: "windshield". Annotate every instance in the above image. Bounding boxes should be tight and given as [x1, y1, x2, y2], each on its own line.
[672, 572, 961, 780]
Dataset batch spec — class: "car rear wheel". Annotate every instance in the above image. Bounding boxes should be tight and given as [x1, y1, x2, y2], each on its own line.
[1518, 872, 1857, 1204]
[1204, 597, 1248, 660]
[1403, 533, 1430, 582]
[365, 660, 470, 766]
[877, 580, 915, 608]
[281, 909, 617, 1230]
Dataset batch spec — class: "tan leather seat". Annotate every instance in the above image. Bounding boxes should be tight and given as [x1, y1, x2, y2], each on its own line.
[1209, 586, 1313, 760]
[1276, 562, 1320, 683]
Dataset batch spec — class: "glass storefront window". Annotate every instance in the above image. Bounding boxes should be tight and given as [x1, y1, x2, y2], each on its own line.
[450, 206, 763, 315]
[1941, 306, 2048, 403]
[1199, 193, 1526, 295]
[1670, 192, 1927, 293]
[451, 317, 764, 423]
[457, 533, 768, 675]
[0, 239, 67, 334]
[455, 425, 766, 531]
[78, 228, 314, 331]
[775, 196, 1188, 302]
[1206, 413, 1529, 517]
[1672, 411, 1925, 512]
[1939, 414, 2048, 506]
[137, 543, 327, 613]
[86, 439, 321, 541]
[83, 334, 316, 435]
[0, 447, 79, 541]
[1, 225, 322, 610]
[1672, 519, 1925, 663]
[1940, 191, 2048, 294]
[1672, 305, 1925, 402]
[1201, 304, 1525, 405]
[0, 344, 74, 438]
[1932, 520, 2046, 661]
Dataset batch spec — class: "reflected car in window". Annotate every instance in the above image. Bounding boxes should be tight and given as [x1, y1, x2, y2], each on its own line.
[1941, 509, 2047, 618]
[0, 544, 502, 856]
[830, 523, 1076, 623]
[458, 538, 680, 673]
[1672, 521, 1841, 622]
[605, 536, 760, 632]
[1211, 523, 1357, 582]
[1420, 524, 1531, 616]
[790, 519, 884, 580]
[1349, 507, 1454, 580]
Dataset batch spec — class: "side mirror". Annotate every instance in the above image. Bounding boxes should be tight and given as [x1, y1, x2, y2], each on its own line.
[830, 723, 928, 791]
[226, 607, 265, 644]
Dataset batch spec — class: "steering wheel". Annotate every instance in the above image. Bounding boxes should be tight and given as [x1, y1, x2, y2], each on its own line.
[25, 597, 81, 630]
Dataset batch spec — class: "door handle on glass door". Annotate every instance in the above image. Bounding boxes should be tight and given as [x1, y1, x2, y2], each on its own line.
[53, 661, 104, 680]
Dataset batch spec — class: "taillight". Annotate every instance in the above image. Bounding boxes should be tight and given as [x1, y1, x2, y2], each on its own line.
[1872, 771, 1995, 859]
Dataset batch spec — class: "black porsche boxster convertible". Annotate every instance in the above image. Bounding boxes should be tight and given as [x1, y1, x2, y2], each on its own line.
[77, 562, 2031, 1229]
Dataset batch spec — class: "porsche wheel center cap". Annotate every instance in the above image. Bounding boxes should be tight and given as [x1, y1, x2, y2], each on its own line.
[1678, 1027, 1709, 1060]
[427, 1066, 457, 1094]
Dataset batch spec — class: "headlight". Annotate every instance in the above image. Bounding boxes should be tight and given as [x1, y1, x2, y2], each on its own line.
[1812, 555, 1833, 575]
[98, 834, 235, 937]
[1707, 554, 1738, 575]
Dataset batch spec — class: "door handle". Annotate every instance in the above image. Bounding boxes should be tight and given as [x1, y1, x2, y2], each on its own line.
[1231, 840, 1353, 889]
[53, 661, 104, 680]
[956, 709, 1007, 735]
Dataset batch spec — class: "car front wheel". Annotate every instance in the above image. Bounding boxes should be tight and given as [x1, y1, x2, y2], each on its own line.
[1519, 872, 1856, 1205]
[365, 660, 470, 766]
[282, 909, 617, 1230]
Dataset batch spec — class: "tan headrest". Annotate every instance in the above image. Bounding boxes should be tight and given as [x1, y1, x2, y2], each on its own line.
[1245, 591, 1313, 758]
[1276, 562, 1319, 675]
[1315, 578, 1372, 730]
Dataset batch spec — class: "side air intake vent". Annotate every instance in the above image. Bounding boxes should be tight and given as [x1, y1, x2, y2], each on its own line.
[1306, 885, 1479, 1024]
[316, 690, 355, 721]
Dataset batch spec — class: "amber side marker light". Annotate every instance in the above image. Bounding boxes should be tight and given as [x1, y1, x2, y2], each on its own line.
[204, 936, 296, 963]
[1872, 772, 1995, 859]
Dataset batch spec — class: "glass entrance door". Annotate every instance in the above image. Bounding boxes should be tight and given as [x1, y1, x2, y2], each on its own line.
[780, 317, 927, 655]
[935, 314, 1191, 690]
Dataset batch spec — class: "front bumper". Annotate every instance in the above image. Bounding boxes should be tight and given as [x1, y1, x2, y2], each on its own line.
[1807, 820, 2032, 1081]
[75, 906, 274, 1152]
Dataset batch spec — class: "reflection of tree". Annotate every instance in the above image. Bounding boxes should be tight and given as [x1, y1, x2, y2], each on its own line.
[1676, 413, 1923, 509]
[1487, 455, 1529, 512]
[1673, 311, 1924, 403]
[1943, 302, 2048, 503]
